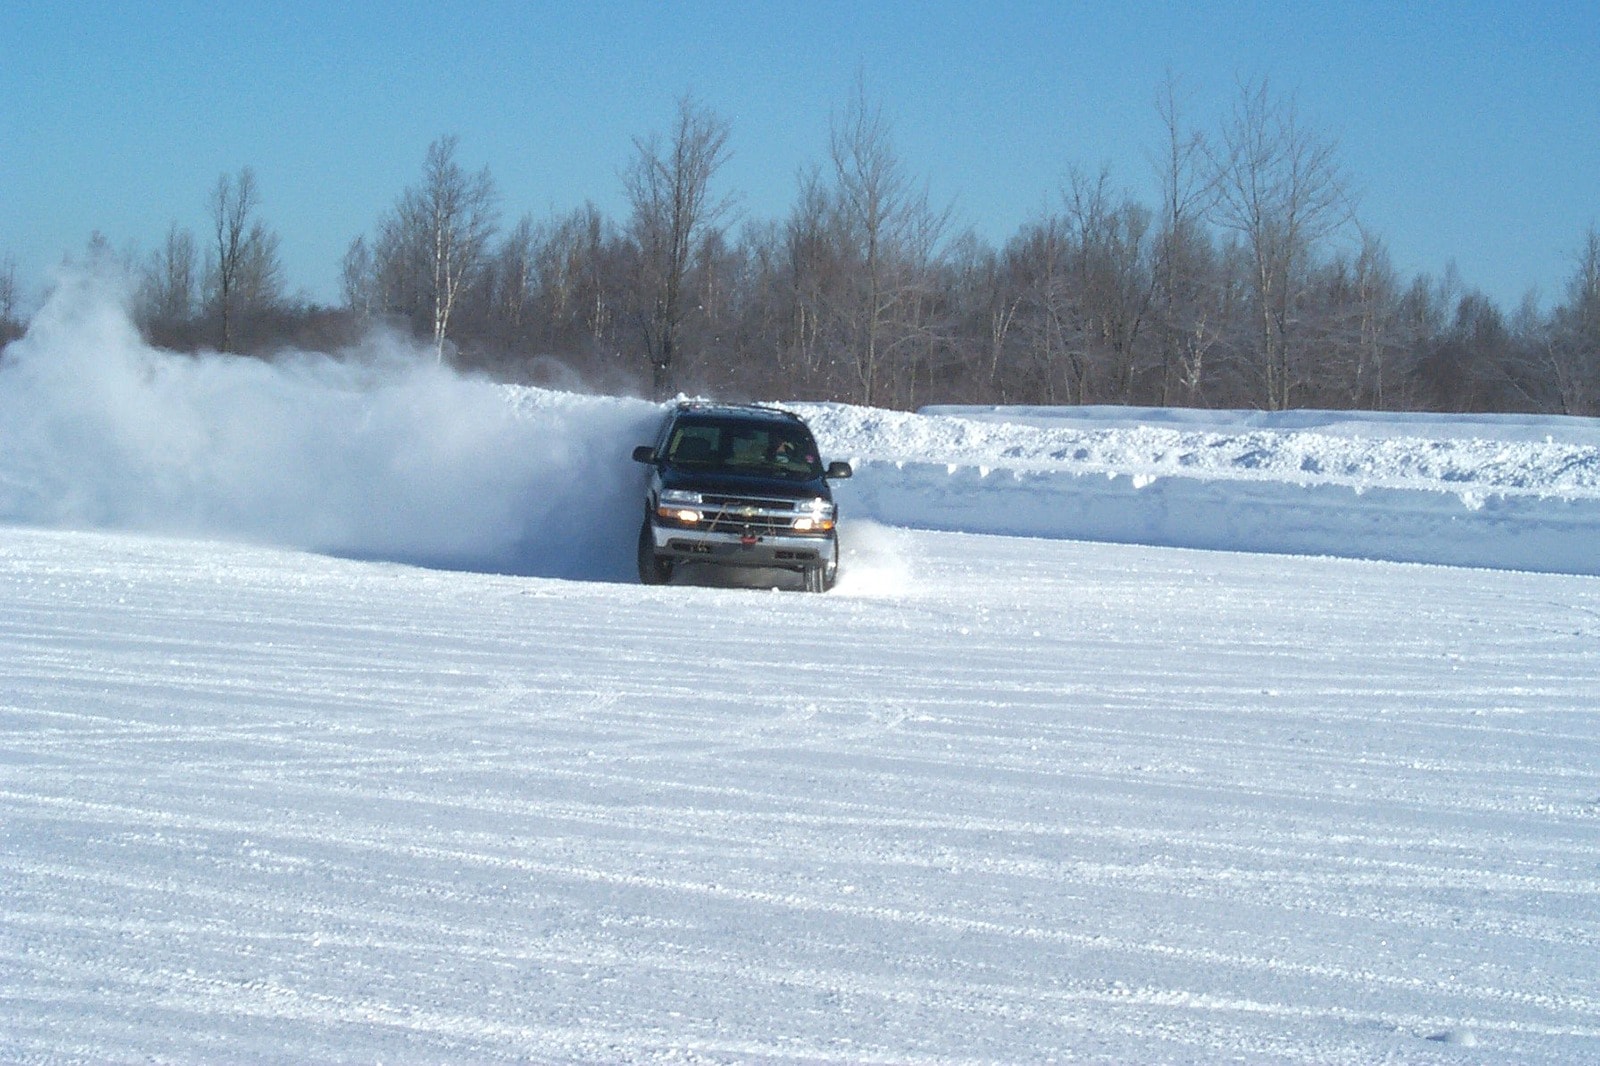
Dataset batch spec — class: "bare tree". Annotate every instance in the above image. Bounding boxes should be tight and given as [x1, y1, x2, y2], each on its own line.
[134, 222, 199, 344]
[624, 94, 733, 396]
[208, 167, 282, 351]
[385, 136, 499, 362]
[1544, 226, 1600, 414]
[1001, 216, 1083, 403]
[340, 235, 376, 317]
[234, 227, 283, 320]
[1415, 289, 1516, 411]
[1328, 228, 1402, 408]
[1356, 233, 1400, 407]
[936, 230, 1012, 403]
[779, 167, 845, 386]
[1210, 79, 1351, 409]
[538, 203, 620, 350]
[370, 213, 419, 325]
[826, 79, 949, 406]
[1063, 168, 1158, 403]
[493, 215, 538, 335]
[151, 223, 197, 322]
[1150, 74, 1221, 404]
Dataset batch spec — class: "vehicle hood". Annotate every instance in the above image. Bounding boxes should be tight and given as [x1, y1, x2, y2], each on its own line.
[658, 466, 833, 502]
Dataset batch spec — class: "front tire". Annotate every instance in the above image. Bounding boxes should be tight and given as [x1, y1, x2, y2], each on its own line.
[637, 519, 673, 585]
[803, 537, 839, 593]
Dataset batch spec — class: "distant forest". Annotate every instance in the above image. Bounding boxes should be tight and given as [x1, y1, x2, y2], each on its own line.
[5, 79, 1598, 415]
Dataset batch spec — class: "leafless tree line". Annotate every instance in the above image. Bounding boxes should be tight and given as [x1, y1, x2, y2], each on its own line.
[88, 166, 312, 355]
[10, 79, 1598, 416]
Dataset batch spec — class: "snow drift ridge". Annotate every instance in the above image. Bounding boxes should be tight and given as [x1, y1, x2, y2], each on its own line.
[803, 402, 1600, 577]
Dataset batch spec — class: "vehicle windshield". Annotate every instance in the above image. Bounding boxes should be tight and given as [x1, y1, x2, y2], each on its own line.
[664, 417, 824, 480]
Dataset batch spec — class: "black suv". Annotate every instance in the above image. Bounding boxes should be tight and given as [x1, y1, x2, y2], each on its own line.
[632, 402, 853, 592]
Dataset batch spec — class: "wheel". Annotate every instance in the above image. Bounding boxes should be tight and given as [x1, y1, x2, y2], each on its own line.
[802, 538, 838, 594]
[637, 519, 672, 585]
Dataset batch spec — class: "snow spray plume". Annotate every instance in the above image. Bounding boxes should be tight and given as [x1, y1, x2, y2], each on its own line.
[0, 272, 661, 579]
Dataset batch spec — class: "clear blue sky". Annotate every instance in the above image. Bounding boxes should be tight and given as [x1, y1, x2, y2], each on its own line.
[2, 0, 1596, 315]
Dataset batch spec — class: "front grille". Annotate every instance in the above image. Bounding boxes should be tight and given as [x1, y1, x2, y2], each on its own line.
[699, 493, 799, 535]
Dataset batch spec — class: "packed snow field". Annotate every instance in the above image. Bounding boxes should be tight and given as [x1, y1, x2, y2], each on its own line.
[2, 279, 1599, 1062]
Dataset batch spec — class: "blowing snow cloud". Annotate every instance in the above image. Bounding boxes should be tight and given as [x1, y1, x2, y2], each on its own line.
[0, 274, 659, 579]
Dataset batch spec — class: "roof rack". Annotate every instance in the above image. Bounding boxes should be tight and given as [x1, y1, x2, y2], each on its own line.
[673, 399, 803, 421]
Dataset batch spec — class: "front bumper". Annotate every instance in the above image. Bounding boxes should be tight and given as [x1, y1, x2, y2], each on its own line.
[649, 522, 834, 570]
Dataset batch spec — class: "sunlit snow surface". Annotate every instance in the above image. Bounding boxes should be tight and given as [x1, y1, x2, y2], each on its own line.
[2, 280, 1599, 1062]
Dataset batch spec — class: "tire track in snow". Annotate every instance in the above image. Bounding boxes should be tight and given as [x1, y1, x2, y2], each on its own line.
[5, 526, 1600, 1062]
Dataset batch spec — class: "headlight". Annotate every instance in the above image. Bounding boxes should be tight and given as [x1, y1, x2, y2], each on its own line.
[793, 497, 835, 532]
[656, 489, 703, 525]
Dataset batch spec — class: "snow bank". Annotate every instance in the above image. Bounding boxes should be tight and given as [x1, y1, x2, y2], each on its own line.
[927, 402, 1600, 447]
[0, 275, 658, 579]
[834, 460, 1600, 575]
[800, 403, 1600, 577]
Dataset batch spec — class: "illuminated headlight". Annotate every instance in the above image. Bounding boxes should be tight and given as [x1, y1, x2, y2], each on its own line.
[793, 497, 835, 532]
[657, 489, 703, 524]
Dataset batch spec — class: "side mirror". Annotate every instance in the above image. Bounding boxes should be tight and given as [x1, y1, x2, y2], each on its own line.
[632, 445, 656, 464]
[826, 460, 853, 480]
